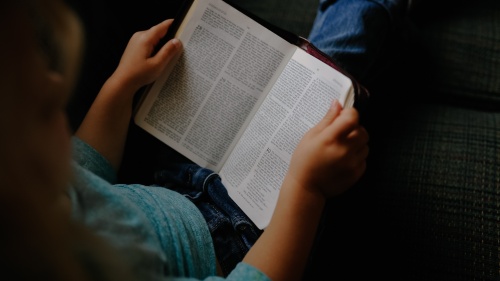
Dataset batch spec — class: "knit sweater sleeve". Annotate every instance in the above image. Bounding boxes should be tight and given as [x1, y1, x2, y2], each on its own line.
[69, 137, 271, 281]
[71, 136, 117, 184]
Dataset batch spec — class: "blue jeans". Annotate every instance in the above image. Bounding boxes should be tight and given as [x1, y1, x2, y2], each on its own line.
[152, 0, 406, 277]
[308, 0, 407, 83]
[153, 160, 263, 277]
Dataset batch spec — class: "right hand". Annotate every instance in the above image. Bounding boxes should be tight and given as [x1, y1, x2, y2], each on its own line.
[285, 99, 369, 199]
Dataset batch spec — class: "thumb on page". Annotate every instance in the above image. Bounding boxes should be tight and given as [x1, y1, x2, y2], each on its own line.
[153, 38, 183, 65]
[316, 99, 342, 130]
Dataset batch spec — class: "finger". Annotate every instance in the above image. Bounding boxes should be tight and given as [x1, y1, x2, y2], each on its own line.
[153, 38, 182, 64]
[344, 132, 368, 154]
[146, 19, 174, 55]
[355, 160, 367, 181]
[346, 126, 369, 147]
[357, 145, 369, 161]
[344, 156, 367, 188]
[150, 19, 174, 41]
[325, 108, 360, 140]
[316, 99, 342, 131]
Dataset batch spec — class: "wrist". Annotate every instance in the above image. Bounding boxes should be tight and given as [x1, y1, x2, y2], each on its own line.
[102, 74, 139, 103]
[280, 175, 326, 215]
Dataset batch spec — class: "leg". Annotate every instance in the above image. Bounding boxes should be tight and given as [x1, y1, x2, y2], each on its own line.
[308, 0, 408, 84]
[153, 163, 263, 277]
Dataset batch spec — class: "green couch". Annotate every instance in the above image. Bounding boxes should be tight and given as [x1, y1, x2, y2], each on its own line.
[234, 0, 500, 280]
[69, 0, 499, 280]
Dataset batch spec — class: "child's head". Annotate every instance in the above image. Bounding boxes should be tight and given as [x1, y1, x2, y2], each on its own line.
[0, 0, 89, 279]
[0, 2, 144, 280]
[0, 0, 83, 205]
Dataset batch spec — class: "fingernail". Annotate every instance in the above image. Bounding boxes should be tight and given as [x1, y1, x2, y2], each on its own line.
[171, 38, 180, 47]
[331, 99, 338, 108]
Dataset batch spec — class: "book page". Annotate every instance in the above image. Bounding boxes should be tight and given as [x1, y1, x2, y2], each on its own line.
[221, 48, 353, 229]
[134, 0, 295, 171]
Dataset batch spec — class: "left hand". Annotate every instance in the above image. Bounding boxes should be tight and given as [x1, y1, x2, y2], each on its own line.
[108, 18, 182, 93]
[74, 19, 182, 171]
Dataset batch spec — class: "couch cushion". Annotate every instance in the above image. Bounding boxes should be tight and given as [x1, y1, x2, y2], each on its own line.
[364, 102, 500, 280]
[412, 0, 500, 108]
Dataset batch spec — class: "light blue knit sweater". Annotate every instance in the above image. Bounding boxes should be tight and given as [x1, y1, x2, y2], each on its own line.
[69, 136, 269, 281]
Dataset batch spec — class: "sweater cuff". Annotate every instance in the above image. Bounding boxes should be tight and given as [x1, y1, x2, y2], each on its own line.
[71, 136, 117, 184]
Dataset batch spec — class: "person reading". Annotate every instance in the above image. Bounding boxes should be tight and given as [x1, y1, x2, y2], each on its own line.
[0, 0, 408, 280]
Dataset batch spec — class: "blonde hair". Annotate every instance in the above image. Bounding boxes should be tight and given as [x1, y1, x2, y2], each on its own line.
[0, 1, 136, 280]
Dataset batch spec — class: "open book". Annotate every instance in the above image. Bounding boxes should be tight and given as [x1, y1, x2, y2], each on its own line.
[134, 0, 369, 229]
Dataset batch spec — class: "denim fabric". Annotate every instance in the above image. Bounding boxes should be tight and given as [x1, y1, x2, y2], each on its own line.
[153, 163, 263, 277]
[308, 0, 404, 82]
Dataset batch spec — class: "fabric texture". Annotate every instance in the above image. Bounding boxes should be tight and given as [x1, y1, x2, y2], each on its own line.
[307, 0, 393, 82]
[153, 164, 263, 277]
[413, 0, 500, 108]
[364, 103, 500, 280]
[69, 137, 271, 280]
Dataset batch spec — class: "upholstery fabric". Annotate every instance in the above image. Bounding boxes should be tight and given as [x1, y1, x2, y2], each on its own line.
[413, 0, 500, 108]
[367, 103, 500, 280]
